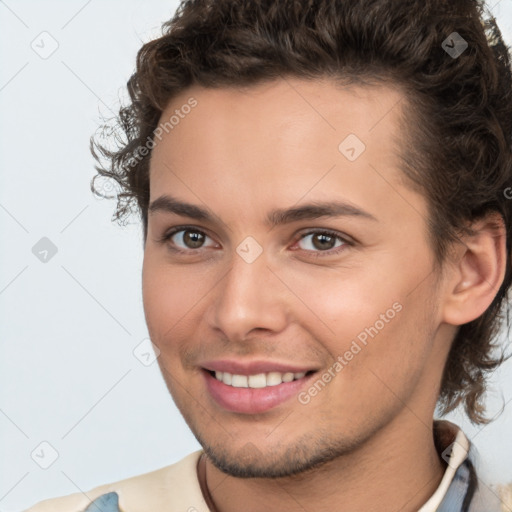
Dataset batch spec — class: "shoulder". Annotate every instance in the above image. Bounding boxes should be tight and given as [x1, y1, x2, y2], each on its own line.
[23, 450, 208, 512]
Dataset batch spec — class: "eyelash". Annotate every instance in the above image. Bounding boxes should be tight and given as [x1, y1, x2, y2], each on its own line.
[157, 225, 352, 258]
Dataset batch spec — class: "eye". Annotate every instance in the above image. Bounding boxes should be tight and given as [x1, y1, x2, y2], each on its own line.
[159, 227, 218, 252]
[294, 230, 349, 257]
[157, 226, 351, 257]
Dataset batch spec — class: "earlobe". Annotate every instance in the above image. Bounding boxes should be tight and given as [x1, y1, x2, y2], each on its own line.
[442, 213, 507, 326]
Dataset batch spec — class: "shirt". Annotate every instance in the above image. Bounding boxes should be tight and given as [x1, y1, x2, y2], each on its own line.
[23, 420, 505, 512]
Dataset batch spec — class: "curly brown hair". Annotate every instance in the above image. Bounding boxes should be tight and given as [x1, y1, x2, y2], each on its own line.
[90, 0, 512, 424]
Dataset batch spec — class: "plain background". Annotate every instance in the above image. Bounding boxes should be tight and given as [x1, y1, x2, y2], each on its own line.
[1, 1, 511, 510]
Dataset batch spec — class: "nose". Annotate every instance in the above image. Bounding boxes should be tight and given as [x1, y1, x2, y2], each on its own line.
[206, 247, 289, 342]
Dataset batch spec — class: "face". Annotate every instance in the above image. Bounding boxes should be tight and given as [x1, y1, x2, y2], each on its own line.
[142, 78, 450, 478]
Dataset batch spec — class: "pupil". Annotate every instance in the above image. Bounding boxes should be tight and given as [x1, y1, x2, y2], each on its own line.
[313, 234, 334, 250]
[185, 231, 204, 248]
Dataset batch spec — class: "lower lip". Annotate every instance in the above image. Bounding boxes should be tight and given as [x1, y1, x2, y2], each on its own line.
[203, 370, 315, 414]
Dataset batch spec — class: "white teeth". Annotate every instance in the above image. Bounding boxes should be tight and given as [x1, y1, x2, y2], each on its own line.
[212, 370, 309, 388]
[231, 375, 249, 388]
[266, 372, 283, 386]
[248, 373, 267, 388]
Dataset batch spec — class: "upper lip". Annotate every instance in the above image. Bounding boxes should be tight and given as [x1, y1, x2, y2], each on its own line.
[200, 359, 318, 375]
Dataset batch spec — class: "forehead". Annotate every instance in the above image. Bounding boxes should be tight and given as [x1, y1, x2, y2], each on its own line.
[148, 78, 424, 225]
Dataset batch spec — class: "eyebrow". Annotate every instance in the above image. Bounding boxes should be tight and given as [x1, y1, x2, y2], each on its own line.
[148, 194, 378, 227]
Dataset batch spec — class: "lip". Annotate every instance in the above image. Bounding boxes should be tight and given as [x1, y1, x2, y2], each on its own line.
[202, 368, 317, 414]
[200, 358, 317, 375]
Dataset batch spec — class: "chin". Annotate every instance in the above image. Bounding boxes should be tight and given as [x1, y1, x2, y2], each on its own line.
[200, 435, 353, 479]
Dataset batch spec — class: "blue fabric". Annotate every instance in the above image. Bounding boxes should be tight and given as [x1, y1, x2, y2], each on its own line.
[83, 492, 121, 512]
[436, 448, 503, 512]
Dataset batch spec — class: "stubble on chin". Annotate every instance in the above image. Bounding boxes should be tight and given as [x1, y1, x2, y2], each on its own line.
[197, 430, 365, 479]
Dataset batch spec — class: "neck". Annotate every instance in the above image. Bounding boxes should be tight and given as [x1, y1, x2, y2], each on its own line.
[204, 414, 446, 512]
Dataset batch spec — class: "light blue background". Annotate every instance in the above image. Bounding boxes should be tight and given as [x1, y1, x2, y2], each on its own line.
[1, 1, 511, 510]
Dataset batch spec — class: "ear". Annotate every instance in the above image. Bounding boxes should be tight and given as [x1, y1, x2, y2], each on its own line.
[441, 213, 507, 326]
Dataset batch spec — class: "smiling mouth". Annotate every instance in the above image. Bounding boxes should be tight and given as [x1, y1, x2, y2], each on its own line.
[206, 369, 316, 389]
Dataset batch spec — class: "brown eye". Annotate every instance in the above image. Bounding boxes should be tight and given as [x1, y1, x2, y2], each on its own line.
[160, 227, 216, 252]
[312, 233, 336, 250]
[180, 230, 205, 249]
[297, 231, 346, 253]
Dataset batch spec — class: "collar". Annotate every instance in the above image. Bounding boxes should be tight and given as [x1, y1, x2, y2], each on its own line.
[418, 420, 470, 511]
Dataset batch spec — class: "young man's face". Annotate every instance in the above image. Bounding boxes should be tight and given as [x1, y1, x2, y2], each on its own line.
[142, 78, 454, 477]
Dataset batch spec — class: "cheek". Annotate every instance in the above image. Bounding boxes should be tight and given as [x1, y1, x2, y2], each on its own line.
[284, 262, 434, 387]
[337, 293, 435, 411]
[141, 255, 199, 344]
[278, 264, 402, 347]
[298, 307, 432, 431]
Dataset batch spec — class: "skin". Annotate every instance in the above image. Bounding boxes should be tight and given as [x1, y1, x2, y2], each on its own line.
[141, 78, 506, 511]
